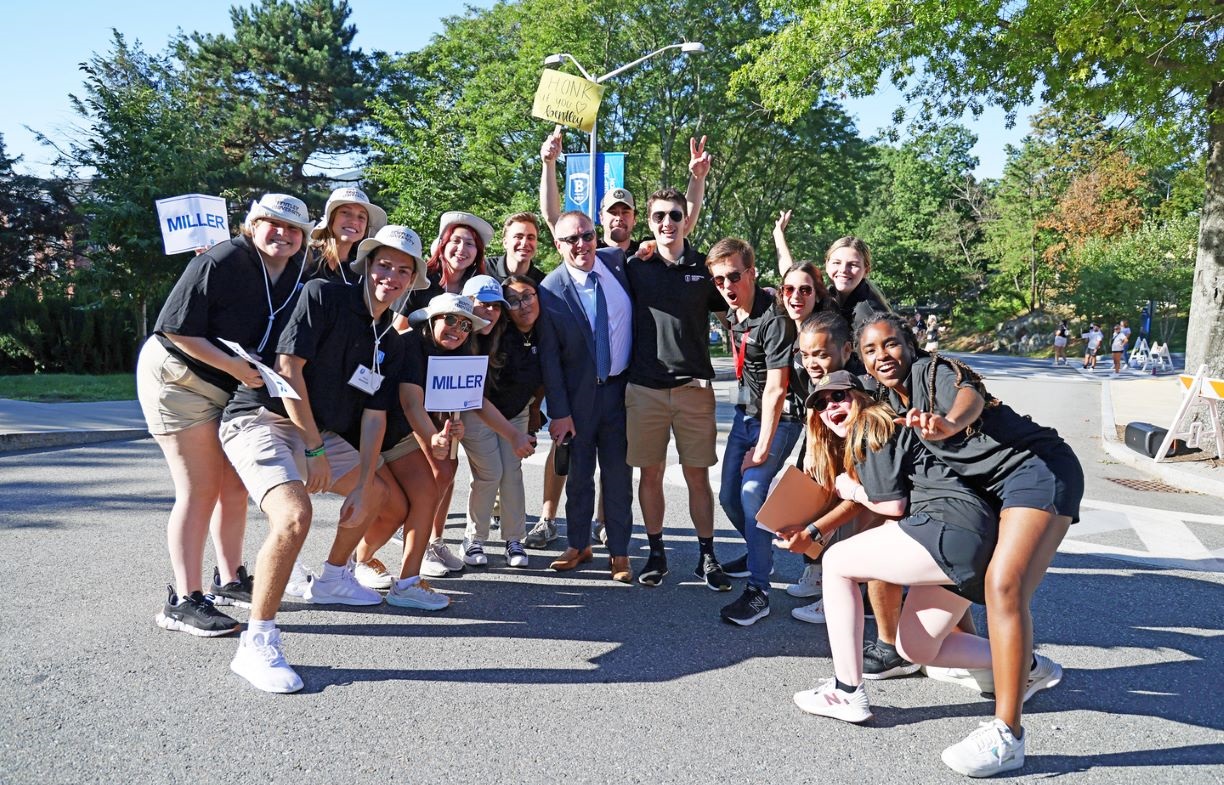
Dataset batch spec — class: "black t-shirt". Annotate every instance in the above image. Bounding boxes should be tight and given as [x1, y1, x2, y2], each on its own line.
[838, 281, 890, 336]
[154, 236, 305, 392]
[486, 254, 545, 286]
[304, 246, 359, 285]
[728, 288, 797, 420]
[626, 244, 724, 388]
[381, 324, 473, 449]
[223, 280, 402, 444]
[488, 326, 544, 418]
[597, 237, 641, 256]
[787, 343, 811, 421]
[888, 355, 1065, 489]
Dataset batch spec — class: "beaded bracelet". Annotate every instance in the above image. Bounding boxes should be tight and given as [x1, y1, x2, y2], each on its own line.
[304, 444, 326, 458]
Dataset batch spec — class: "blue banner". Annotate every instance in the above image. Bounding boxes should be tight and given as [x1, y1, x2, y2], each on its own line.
[563, 152, 626, 224]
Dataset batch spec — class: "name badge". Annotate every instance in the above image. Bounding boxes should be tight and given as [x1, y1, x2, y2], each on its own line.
[348, 364, 384, 394]
[735, 382, 751, 406]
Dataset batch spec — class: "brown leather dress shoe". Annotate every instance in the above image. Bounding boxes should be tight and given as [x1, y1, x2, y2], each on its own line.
[550, 546, 593, 571]
[610, 556, 632, 584]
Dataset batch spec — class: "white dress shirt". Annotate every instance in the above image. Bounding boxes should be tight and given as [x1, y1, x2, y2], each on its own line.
[565, 257, 632, 376]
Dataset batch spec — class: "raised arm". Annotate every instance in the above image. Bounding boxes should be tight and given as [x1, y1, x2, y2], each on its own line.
[773, 210, 794, 277]
[539, 125, 564, 234]
[684, 135, 711, 235]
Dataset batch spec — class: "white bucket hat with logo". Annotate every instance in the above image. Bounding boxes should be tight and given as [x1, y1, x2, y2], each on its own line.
[244, 193, 313, 234]
[407, 292, 490, 332]
[310, 187, 388, 241]
[350, 225, 428, 291]
[437, 211, 494, 249]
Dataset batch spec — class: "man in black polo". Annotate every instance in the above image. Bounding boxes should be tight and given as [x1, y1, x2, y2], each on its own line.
[486, 212, 547, 286]
[624, 186, 731, 591]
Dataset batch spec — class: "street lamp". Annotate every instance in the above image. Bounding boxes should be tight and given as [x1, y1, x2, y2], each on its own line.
[543, 42, 706, 221]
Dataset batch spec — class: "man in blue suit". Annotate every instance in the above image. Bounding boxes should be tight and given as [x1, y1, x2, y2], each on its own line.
[538, 210, 635, 583]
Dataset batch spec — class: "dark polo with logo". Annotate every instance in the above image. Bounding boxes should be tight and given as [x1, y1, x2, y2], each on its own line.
[626, 243, 724, 389]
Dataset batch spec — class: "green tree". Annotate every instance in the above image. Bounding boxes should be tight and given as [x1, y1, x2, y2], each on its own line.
[0, 135, 81, 288]
[737, 1, 1224, 374]
[176, 0, 373, 199]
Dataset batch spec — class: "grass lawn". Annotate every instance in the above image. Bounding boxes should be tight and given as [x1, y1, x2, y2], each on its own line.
[0, 374, 136, 402]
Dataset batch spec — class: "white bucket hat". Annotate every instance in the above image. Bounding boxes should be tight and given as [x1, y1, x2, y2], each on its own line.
[310, 187, 388, 241]
[407, 292, 490, 332]
[350, 225, 428, 291]
[244, 193, 313, 234]
[437, 211, 494, 249]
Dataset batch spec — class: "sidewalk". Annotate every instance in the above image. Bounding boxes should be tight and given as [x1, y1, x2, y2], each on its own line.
[1100, 375, 1224, 498]
[0, 398, 147, 452]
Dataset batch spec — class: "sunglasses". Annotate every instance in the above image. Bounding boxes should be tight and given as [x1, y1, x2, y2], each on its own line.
[504, 292, 537, 310]
[651, 209, 684, 224]
[782, 284, 815, 298]
[440, 314, 473, 333]
[712, 270, 747, 288]
[811, 389, 849, 411]
[557, 230, 596, 246]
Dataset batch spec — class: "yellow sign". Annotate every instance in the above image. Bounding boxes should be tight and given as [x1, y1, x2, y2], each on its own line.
[531, 69, 605, 133]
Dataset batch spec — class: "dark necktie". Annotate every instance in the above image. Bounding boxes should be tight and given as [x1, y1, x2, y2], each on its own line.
[590, 270, 611, 382]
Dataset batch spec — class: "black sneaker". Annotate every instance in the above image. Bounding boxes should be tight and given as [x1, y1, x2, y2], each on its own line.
[722, 554, 750, 578]
[720, 586, 770, 626]
[694, 553, 732, 592]
[207, 565, 254, 609]
[155, 585, 240, 638]
[637, 552, 669, 587]
[862, 639, 921, 680]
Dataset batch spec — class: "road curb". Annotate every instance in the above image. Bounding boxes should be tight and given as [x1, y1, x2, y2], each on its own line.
[1098, 380, 1224, 499]
[0, 428, 150, 453]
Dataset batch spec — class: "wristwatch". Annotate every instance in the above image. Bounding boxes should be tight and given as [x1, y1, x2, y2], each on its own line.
[804, 524, 825, 545]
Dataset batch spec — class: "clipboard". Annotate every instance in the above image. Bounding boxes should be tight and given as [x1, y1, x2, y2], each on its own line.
[755, 465, 837, 559]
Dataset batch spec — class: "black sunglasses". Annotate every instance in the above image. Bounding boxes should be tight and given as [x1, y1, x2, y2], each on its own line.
[557, 230, 596, 246]
[651, 209, 684, 224]
[712, 270, 747, 288]
[811, 389, 849, 412]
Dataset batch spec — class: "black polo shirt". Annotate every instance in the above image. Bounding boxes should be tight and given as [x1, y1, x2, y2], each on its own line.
[489, 325, 544, 418]
[839, 281, 890, 336]
[597, 237, 641, 256]
[728, 288, 797, 420]
[380, 324, 472, 449]
[223, 280, 402, 443]
[395, 262, 486, 318]
[304, 246, 359, 285]
[626, 244, 724, 388]
[486, 254, 545, 286]
[154, 236, 305, 392]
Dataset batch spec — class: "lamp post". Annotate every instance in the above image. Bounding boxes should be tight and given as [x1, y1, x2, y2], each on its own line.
[543, 42, 706, 222]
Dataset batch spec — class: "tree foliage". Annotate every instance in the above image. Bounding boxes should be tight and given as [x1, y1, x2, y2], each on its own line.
[0, 136, 81, 289]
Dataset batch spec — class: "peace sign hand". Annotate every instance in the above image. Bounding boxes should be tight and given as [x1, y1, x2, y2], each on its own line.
[689, 135, 711, 179]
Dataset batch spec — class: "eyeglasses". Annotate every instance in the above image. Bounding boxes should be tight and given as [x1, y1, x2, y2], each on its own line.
[811, 389, 849, 412]
[440, 314, 473, 333]
[557, 230, 596, 246]
[505, 292, 537, 310]
[651, 209, 684, 224]
[712, 270, 747, 288]
[782, 284, 815, 298]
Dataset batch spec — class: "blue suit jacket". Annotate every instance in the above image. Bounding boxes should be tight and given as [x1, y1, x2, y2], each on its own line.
[538, 248, 632, 425]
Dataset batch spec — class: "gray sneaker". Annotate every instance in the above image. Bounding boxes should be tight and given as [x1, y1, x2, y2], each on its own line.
[523, 518, 558, 549]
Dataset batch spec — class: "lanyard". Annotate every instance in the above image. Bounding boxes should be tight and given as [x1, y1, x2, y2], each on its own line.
[730, 324, 751, 381]
[256, 255, 305, 354]
[364, 281, 395, 375]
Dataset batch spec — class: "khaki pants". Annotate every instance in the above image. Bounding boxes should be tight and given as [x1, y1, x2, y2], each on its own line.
[461, 408, 530, 542]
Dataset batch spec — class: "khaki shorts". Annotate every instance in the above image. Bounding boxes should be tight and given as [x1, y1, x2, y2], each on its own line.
[381, 433, 423, 463]
[219, 407, 360, 508]
[625, 381, 717, 468]
[136, 338, 232, 435]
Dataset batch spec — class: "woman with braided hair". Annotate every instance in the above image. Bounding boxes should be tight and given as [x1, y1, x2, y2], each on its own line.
[854, 310, 1083, 778]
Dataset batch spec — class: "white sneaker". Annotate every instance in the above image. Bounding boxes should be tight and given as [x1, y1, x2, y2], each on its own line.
[790, 599, 826, 624]
[923, 665, 994, 693]
[786, 563, 822, 598]
[230, 629, 303, 693]
[304, 566, 382, 606]
[505, 540, 529, 568]
[941, 718, 1024, 777]
[386, 578, 450, 611]
[793, 677, 872, 723]
[283, 561, 312, 599]
[420, 546, 451, 578]
[462, 537, 488, 567]
[1024, 653, 1063, 702]
[430, 539, 465, 572]
[353, 558, 394, 590]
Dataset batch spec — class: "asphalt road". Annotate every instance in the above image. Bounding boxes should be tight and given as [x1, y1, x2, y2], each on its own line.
[2, 353, 1221, 784]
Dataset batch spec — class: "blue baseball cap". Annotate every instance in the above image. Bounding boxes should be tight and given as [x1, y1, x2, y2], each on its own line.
[462, 274, 508, 306]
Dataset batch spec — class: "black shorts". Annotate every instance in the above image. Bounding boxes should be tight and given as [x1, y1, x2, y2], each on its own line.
[899, 513, 995, 605]
[987, 448, 1083, 524]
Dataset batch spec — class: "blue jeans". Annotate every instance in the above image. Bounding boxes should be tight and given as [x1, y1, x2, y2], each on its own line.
[719, 407, 803, 590]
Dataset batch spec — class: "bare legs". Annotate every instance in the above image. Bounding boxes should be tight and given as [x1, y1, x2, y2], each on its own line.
[637, 463, 715, 538]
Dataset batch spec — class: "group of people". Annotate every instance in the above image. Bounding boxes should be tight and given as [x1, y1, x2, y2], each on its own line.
[137, 130, 1083, 778]
[1054, 318, 1130, 374]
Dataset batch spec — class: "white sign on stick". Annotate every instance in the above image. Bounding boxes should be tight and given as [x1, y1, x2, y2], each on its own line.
[424, 355, 489, 412]
[155, 193, 230, 255]
[218, 339, 299, 399]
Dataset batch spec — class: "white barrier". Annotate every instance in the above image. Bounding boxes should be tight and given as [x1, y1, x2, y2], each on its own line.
[1154, 365, 1224, 462]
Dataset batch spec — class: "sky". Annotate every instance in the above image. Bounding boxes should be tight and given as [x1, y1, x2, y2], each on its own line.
[3, 1, 1035, 180]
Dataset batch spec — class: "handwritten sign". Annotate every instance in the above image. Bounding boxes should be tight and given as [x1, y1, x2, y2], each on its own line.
[531, 70, 604, 133]
[155, 194, 230, 255]
[424, 355, 489, 413]
[218, 339, 300, 400]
